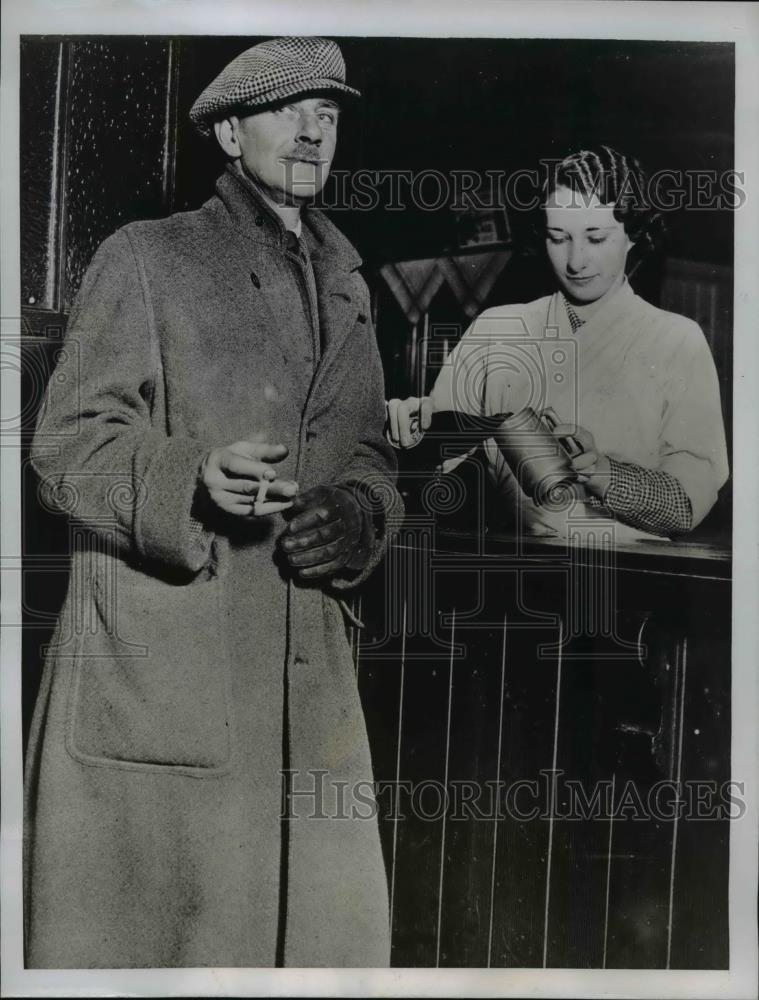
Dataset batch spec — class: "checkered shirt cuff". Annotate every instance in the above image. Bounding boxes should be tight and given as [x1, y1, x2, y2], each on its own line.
[588, 457, 693, 536]
[189, 481, 215, 556]
[189, 515, 211, 540]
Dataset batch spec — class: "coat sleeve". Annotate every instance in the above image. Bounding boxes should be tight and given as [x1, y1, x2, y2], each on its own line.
[329, 301, 404, 592]
[31, 228, 215, 575]
[657, 320, 729, 527]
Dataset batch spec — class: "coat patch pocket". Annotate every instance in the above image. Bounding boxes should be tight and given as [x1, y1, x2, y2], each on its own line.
[66, 555, 231, 776]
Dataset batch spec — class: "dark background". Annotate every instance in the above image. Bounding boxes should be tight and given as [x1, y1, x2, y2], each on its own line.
[21, 36, 735, 309]
[173, 37, 735, 268]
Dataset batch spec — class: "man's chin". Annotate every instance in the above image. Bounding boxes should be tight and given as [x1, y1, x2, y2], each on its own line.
[287, 186, 324, 204]
[284, 162, 329, 201]
[239, 162, 328, 206]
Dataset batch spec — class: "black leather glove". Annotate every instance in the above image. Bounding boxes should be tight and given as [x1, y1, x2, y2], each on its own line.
[279, 484, 372, 580]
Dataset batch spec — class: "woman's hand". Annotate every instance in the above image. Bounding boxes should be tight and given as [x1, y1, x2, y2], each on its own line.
[550, 423, 611, 500]
[385, 396, 435, 448]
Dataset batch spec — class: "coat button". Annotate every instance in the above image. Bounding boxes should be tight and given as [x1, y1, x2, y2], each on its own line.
[255, 215, 264, 227]
[250, 271, 261, 289]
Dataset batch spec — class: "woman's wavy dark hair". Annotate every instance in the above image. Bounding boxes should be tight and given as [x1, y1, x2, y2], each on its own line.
[523, 145, 665, 261]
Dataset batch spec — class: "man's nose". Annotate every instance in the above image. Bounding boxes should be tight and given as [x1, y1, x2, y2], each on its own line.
[296, 111, 323, 144]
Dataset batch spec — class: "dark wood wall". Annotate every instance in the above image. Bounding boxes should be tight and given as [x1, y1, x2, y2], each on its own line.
[355, 534, 731, 967]
[21, 38, 178, 323]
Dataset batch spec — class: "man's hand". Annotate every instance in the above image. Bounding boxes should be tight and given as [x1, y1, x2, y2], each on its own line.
[199, 436, 298, 516]
[551, 423, 611, 499]
[385, 396, 434, 448]
[279, 485, 370, 580]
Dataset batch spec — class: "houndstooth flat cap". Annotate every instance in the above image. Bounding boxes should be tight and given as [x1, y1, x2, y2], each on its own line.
[190, 36, 361, 137]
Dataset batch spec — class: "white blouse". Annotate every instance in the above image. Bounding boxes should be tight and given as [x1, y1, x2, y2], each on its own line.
[430, 280, 729, 537]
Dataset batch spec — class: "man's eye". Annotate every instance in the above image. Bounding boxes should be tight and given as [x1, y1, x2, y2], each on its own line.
[318, 112, 337, 124]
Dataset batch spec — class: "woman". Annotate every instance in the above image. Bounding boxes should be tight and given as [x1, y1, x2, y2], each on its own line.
[386, 146, 729, 538]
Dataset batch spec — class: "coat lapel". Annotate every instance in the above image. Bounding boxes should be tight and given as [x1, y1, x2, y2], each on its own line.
[303, 209, 363, 356]
[300, 209, 366, 416]
[212, 167, 366, 413]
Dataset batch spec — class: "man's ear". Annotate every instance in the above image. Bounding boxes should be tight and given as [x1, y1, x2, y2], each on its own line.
[213, 117, 241, 159]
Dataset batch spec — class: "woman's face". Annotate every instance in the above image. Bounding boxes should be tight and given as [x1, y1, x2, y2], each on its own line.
[544, 185, 633, 304]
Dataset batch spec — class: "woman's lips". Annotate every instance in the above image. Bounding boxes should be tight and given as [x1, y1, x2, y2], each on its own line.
[566, 274, 598, 283]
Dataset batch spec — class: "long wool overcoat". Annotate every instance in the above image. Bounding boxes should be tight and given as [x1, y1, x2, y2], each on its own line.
[25, 166, 401, 969]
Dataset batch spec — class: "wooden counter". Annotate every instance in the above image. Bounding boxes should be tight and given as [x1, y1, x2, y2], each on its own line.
[353, 523, 732, 968]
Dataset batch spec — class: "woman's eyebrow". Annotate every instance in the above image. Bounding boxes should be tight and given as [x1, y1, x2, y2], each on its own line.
[545, 223, 616, 233]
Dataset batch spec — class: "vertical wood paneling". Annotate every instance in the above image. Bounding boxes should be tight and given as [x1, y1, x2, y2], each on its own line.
[603, 808, 672, 967]
[20, 39, 66, 309]
[669, 591, 731, 968]
[659, 256, 732, 531]
[487, 571, 562, 967]
[600, 619, 680, 969]
[543, 653, 616, 967]
[161, 40, 181, 212]
[357, 542, 730, 969]
[387, 618, 456, 966]
[660, 258, 732, 393]
[436, 612, 503, 967]
[62, 38, 174, 309]
[660, 260, 731, 337]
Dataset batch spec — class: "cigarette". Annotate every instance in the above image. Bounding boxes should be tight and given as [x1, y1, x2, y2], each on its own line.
[253, 477, 269, 516]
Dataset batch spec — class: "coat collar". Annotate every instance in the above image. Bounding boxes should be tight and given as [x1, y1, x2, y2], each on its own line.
[213, 165, 362, 274]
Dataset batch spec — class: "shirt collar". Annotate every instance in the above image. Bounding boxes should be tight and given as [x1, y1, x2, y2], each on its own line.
[249, 175, 303, 237]
[560, 276, 634, 333]
[563, 297, 584, 333]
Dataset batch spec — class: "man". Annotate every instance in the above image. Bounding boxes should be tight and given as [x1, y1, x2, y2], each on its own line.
[25, 37, 400, 968]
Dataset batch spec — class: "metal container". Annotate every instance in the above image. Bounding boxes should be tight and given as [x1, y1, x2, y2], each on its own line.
[492, 406, 584, 509]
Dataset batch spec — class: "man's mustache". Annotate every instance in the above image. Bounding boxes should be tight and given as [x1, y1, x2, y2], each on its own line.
[283, 144, 329, 164]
